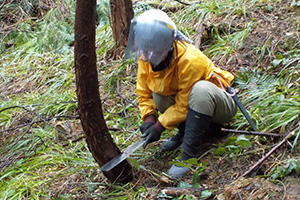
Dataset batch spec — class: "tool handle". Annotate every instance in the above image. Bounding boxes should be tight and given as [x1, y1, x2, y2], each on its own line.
[226, 86, 236, 97]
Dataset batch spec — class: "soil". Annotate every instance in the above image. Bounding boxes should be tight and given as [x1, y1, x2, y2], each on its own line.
[126, 136, 300, 199]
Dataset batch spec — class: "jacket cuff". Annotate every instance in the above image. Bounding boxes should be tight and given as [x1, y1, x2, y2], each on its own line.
[144, 114, 157, 123]
[153, 121, 165, 132]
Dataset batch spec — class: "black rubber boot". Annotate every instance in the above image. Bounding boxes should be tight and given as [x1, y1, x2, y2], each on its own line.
[168, 108, 211, 178]
[202, 122, 222, 144]
[162, 121, 186, 151]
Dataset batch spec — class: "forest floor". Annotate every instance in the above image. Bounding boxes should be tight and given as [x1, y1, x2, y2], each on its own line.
[125, 136, 300, 199]
[1, 0, 300, 199]
[96, 1, 300, 199]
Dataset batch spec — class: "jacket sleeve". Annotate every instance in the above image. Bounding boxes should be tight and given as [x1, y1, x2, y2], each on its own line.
[136, 60, 159, 121]
[206, 67, 235, 89]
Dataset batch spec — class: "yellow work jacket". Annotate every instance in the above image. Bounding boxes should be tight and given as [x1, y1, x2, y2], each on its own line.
[136, 41, 234, 130]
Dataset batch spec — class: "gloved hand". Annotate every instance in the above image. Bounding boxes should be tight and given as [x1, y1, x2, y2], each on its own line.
[139, 114, 156, 134]
[141, 121, 165, 148]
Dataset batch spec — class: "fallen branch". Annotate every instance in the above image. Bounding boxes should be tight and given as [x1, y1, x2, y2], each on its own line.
[0, 105, 67, 134]
[0, 115, 79, 134]
[161, 187, 217, 197]
[239, 128, 298, 178]
[0, 102, 77, 114]
[174, 0, 204, 6]
[116, 74, 138, 108]
[221, 128, 281, 137]
[0, 152, 23, 174]
[1, 121, 33, 155]
[174, 0, 191, 6]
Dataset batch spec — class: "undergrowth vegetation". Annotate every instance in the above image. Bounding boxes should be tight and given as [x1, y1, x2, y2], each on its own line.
[0, 0, 299, 199]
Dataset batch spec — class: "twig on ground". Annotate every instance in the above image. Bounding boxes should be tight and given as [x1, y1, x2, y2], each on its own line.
[0, 109, 81, 171]
[174, 0, 204, 6]
[1, 122, 33, 155]
[117, 76, 128, 118]
[115, 75, 138, 108]
[273, 179, 287, 200]
[0, 151, 23, 174]
[221, 128, 281, 137]
[239, 128, 298, 178]
[0, 115, 79, 134]
[161, 187, 216, 197]
[0, 106, 57, 132]
[174, 0, 191, 6]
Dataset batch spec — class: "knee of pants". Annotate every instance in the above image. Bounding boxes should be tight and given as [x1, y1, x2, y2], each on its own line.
[188, 81, 217, 116]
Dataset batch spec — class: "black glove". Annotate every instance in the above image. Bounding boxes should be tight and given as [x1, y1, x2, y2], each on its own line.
[139, 114, 156, 134]
[141, 121, 165, 148]
[140, 122, 154, 134]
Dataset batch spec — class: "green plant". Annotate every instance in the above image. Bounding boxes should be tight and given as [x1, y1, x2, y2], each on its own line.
[1, 0, 300, 198]
[214, 134, 252, 157]
[270, 158, 300, 179]
[169, 154, 208, 187]
[233, 67, 299, 132]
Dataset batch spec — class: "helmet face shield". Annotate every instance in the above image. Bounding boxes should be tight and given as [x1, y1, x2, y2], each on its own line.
[125, 10, 176, 65]
[136, 49, 169, 65]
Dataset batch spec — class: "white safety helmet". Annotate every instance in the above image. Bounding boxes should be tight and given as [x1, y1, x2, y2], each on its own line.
[125, 9, 177, 65]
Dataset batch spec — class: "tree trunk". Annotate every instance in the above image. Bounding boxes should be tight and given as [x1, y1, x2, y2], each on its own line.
[74, 0, 133, 183]
[110, 0, 133, 50]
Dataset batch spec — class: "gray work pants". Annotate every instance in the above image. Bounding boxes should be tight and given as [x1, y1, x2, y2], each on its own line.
[153, 80, 237, 124]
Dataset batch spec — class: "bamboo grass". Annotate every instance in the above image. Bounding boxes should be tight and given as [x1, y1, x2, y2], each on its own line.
[0, 0, 299, 198]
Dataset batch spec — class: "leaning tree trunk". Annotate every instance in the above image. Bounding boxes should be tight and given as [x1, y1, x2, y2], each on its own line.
[110, 0, 133, 51]
[74, 0, 133, 183]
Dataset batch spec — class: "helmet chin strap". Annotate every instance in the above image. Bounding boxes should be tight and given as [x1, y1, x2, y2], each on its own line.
[150, 48, 174, 72]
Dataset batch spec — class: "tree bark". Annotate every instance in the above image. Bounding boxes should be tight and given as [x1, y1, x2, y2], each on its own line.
[110, 0, 133, 50]
[74, 0, 133, 183]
